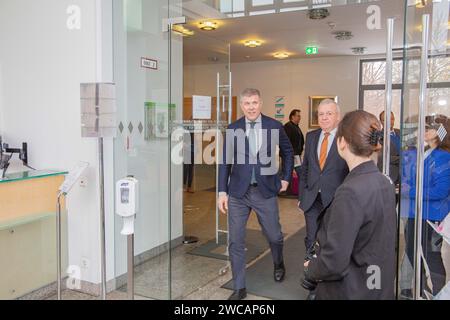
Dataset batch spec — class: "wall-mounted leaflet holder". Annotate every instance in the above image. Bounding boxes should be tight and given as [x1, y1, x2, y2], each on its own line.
[55, 161, 89, 300]
[80, 82, 117, 300]
[0, 135, 34, 178]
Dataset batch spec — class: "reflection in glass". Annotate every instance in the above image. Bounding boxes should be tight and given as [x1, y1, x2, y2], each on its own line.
[400, 115, 450, 297]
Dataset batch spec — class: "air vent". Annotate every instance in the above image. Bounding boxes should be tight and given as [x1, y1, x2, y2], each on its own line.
[351, 47, 367, 55]
[333, 31, 353, 40]
[307, 8, 330, 20]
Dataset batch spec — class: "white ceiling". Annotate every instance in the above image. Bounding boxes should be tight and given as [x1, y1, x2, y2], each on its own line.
[182, 0, 406, 65]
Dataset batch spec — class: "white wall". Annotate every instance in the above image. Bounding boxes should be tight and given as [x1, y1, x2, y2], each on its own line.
[0, 0, 114, 285]
[185, 55, 362, 134]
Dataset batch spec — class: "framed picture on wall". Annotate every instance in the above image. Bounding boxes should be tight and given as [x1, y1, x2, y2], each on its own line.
[309, 96, 338, 128]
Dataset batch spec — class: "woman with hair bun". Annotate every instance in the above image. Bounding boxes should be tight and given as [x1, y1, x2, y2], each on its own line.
[303, 110, 397, 300]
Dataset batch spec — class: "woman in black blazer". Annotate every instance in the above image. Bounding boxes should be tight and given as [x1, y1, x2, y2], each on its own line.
[303, 110, 397, 300]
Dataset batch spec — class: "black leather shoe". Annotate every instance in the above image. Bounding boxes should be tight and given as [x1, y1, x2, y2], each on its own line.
[228, 288, 247, 300]
[274, 262, 286, 282]
[306, 291, 316, 300]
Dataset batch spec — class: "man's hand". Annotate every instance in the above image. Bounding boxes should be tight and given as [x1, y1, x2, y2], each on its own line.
[218, 194, 229, 214]
[279, 180, 289, 193]
[304, 260, 310, 268]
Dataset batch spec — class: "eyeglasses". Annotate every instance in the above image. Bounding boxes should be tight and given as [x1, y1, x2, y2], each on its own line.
[318, 111, 336, 118]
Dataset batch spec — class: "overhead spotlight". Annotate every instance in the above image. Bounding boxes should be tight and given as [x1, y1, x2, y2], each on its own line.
[244, 40, 262, 48]
[307, 8, 330, 20]
[273, 52, 290, 59]
[333, 31, 353, 40]
[199, 21, 218, 31]
[171, 25, 194, 37]
[351, 47, 367, 55]
[327, 22, 337, 30]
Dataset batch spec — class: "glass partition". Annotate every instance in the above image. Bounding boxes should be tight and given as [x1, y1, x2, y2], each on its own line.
[398, 0, 450, 300]
[112, 0, 173, 300]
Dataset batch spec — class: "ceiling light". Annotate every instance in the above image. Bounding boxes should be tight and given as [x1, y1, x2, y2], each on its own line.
[438, 99, 447, 106]
[273, 52, 290, 59]
[199, 21, 218, 31]
[333, 31, 353, 40]
[244, 40, 262, 48]
[307, 8, 330, 20]
[415, 0, 427, 8]
[171, 25, 194, 37]
[351, 47, 366, 55]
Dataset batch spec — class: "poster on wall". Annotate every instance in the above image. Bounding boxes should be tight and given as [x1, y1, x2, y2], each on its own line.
[192, 95, 212, 120]
[144, 102, 176, 140]
[275, 96, 285, 122]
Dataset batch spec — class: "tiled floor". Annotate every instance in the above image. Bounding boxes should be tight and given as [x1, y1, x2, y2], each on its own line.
[46, 189, 304, 301]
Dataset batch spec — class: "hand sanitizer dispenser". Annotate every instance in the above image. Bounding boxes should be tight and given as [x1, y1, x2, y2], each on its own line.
[116, 176, 139, 235]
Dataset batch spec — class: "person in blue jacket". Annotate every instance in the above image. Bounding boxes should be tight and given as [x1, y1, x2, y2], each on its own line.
[401, 115, 450, 297]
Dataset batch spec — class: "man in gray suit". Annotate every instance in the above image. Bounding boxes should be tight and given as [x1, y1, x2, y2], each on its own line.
[298, 99, 348, 262]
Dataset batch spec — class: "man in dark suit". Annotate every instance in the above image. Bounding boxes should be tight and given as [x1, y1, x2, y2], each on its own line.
[284, 109, 305, 178]
[298, 99, 348, 262]
[218, 88, 294, 300]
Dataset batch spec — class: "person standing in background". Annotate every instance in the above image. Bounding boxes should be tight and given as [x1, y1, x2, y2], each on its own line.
[284, 109, 305, 178]
[379, 111, 401, 153]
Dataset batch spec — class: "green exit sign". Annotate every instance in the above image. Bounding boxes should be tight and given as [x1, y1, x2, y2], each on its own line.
[305, 47, 318, 55]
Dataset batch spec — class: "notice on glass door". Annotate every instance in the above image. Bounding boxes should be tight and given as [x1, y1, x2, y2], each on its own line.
[193, 95, 212, 120]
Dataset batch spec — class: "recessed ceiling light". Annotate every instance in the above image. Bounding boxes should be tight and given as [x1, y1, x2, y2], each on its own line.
[273, 52, 290, 59]
[199, 21, 218, 31]
[244, 40, 262, 48]
[333, 31, 353, 40]
[307, 8, 330, 20]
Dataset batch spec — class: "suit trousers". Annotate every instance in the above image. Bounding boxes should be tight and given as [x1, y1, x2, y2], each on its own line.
[228, 186, 284, 290]
[304, 193, 323, 251]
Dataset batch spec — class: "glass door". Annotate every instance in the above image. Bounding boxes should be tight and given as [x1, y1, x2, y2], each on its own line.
[398, 0, 450, 300]
[112, 0, 174, 300]
[168, 16, 234, 299]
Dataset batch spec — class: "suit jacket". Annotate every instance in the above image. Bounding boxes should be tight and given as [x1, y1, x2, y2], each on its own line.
[283, 121, 305, 156]
[308, 161, 397, 300]
[218, 114, 294, 199]
[299, 128, 349, 212]
[377, 138, 400, 185]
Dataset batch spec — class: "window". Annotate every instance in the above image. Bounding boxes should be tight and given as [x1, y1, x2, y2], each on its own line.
[359, 56, 450, 127]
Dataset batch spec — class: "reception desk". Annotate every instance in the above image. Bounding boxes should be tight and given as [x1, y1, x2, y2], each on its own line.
[0, 170, 68, 299]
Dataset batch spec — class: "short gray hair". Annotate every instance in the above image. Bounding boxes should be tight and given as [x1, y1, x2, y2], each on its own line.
[318, 98, 340, 114]
[240, 88, 261, 100]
